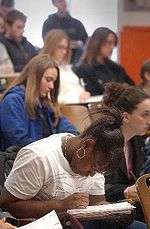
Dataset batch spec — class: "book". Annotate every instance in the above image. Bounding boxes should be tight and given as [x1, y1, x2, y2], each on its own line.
[67, 202, 135, 219]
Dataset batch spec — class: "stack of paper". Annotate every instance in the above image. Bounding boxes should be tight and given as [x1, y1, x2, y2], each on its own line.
[67, 202, 135, 219]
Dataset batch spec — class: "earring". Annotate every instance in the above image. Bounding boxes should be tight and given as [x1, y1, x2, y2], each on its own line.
[76, 147, 86, 159]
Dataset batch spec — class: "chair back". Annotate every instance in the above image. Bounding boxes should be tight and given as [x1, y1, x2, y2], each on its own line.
[60, 105, 91, 132]
[136, 173, 150, 228]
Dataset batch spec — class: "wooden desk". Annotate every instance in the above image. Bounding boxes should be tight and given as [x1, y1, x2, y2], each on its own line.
[0, 72, 20, 79]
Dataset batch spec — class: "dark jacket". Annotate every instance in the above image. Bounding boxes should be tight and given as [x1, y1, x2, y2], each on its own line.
[142, 138, 150, 174]
[0, 86, 77, 151]
[105, 136, 146, 202]
[73, 59, 134, 96]
[0, 36, 38, 72]
[42, 13, 88, 64]
[42, 13, 88, 42]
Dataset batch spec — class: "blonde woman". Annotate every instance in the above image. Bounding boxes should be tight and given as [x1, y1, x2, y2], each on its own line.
[0, 54, 77, 151]
[41, 29, 90, 104]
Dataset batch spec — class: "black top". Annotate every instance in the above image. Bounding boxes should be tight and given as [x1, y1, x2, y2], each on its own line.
[73, 59, 134, 96]
[105, 136, 146, 202]
[42, 13, 88, 42]
[0, 36, 38, 72]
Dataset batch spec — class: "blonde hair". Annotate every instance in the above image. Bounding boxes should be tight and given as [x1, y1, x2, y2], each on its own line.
[41, 29, 71, 65]
[1, 54, 60, 121]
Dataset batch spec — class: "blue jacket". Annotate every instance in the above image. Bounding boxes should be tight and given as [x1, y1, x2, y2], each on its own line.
[0, 86, 77, 151]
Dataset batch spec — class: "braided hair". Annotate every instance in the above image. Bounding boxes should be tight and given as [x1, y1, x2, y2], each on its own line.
[102, 82, 150, 113]
[81, 106, 124, 172]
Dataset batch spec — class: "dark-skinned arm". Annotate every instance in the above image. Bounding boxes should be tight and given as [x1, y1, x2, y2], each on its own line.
[0, 188, 89, 219]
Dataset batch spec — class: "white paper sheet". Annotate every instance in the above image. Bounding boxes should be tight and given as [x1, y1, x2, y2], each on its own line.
[18, 211, 62, 229]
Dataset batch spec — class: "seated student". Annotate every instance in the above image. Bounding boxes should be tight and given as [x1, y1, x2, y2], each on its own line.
[0, 12, 14, 92]
[0, 12, 5, 35]
[0, 12, 14, 74]
[41, 29, 90, 103]
[0, 54, 77, 151]
[73, 27, 134, 96]
[0, 108, 146, 228]
[139, 59, 150, 97]
[0, 0, 15, 17]
[0, 9, 38, 72]
[101, 82, 150, 221]
[42, 0, 88, 65]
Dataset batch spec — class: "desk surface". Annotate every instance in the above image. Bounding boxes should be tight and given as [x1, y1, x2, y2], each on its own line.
[0, 72, 20, 78]
[61, 95, 103, 105]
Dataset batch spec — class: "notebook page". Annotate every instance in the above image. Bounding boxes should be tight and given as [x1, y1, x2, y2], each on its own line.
[18, 210, 62, 229]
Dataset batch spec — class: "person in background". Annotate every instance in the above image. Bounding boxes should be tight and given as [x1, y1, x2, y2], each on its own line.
[101, 82, 150, 221]
[41, 29, 90, 104]
[0, 107, 147, 228]
[139, 59, 150, 97]
[73, 27, 134, 96]
[0, 12, 5, 34]
[42, 0, 88, 65]
[0, 54, 77, 151]
[0, 0, 15, 16]
[0, 9, 38, 72]
[0, 12, 14, 92]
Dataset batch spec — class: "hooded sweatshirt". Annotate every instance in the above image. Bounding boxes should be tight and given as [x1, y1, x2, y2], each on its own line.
[0, 85, 77, 151]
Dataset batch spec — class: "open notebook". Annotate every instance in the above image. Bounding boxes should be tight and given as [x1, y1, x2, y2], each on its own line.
[18, 211, 62, 229]
[67, 202, 135, 219]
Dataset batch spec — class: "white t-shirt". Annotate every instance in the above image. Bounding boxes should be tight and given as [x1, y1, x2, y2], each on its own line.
[5, 133, 105, 201]
[58, 65, 85, 103]
[0, 43, 14, 74]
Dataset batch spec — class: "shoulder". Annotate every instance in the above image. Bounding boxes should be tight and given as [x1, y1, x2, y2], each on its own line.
[107, 60, 125, 73]
[43, 14, 56, 24]
[24, 133, 68, 157]
[70, 16, 85, 26]
[21, 37, 35, 48]
[1, 86, 25, 104]
[0, 42, 7, 50]
[73, 63, 94, 76]
[107, 59, 123, 70]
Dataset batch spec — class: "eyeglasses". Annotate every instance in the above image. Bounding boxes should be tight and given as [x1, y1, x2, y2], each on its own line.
[57, 44, 69, 51]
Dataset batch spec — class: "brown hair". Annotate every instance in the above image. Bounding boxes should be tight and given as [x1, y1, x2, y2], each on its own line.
[6, 9, 26, 25]
[79, 27, 118, 66]
[1, 54, 60, 120]
[41, 29, 71, 65]
[102, 82, 150, 113]
[140, 59, 150, 84]
[1, 0, 15, 8]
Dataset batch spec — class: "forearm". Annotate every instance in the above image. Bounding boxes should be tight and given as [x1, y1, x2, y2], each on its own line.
[2, 199, 64, 219]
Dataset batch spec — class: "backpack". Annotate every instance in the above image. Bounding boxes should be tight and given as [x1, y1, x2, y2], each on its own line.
[0, 145, 21, 189]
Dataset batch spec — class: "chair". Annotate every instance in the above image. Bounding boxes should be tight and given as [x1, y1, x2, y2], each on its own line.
[136, 173, 150, 228]
[60, 104, 91, 132]
[87, 102, 102, 122]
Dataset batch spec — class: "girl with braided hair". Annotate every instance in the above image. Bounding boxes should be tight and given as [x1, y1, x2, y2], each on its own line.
[0, 107, 124, 226]
[0, 105, 147, 228]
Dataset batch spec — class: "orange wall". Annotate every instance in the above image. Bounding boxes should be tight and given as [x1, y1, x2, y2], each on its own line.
[120, 26, 150, 84]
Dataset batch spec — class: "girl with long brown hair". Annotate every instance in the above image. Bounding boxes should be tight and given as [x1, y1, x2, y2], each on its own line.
[73, 27, 134, 96]
[0, 54, 77, 151]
